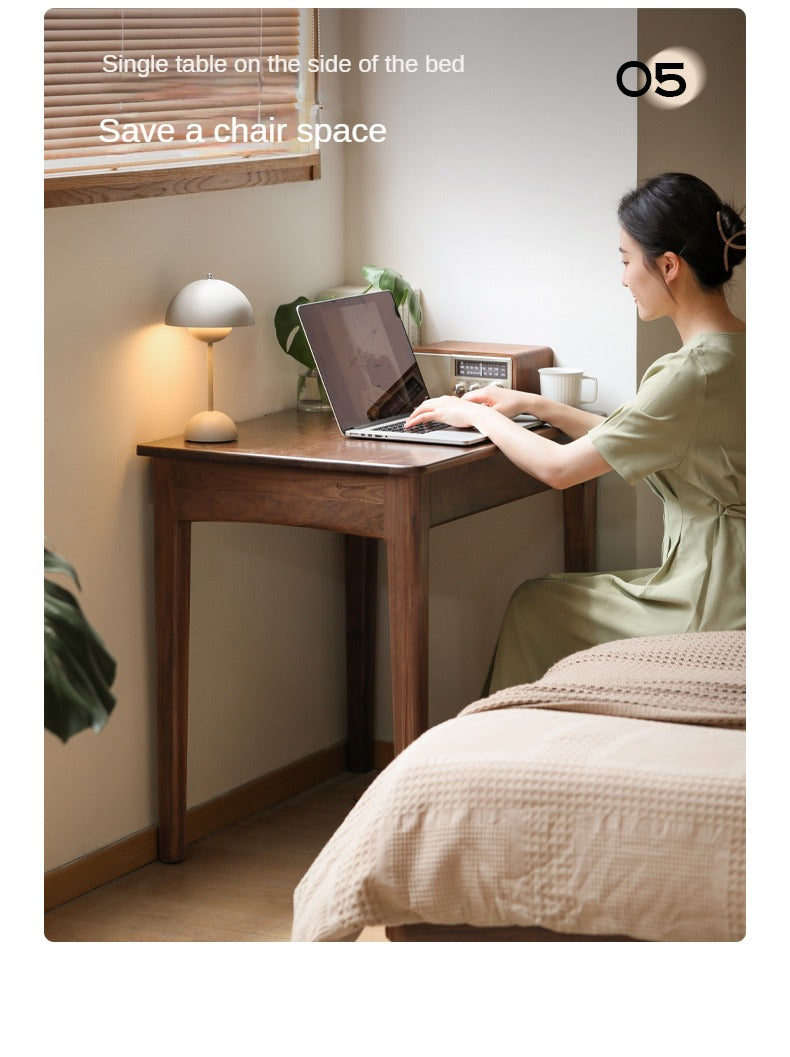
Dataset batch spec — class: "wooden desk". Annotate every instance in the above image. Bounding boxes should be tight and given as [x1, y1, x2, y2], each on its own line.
[137, 409, 596, 862]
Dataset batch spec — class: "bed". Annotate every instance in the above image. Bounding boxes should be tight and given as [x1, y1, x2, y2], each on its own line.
[291, 631, 745, 942]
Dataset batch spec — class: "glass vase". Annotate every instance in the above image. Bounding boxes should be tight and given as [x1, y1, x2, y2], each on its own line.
[297, 368, 332, 412]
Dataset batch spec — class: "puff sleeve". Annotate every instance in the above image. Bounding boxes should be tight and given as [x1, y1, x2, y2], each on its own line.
[587, 349, 706, 485]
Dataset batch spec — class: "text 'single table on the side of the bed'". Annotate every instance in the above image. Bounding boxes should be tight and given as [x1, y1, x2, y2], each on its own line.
[137, 408, 597, 862]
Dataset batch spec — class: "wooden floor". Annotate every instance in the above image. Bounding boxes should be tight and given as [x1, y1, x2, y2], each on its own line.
[44, 771, 386, 942]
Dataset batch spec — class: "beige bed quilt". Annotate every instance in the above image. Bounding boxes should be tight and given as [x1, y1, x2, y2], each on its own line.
[291, 632, 745, 942]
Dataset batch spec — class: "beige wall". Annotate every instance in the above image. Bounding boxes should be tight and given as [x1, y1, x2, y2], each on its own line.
[634, 9, 746, 565]
[45, 8, 640, 870]
[44, 11, 350, 869]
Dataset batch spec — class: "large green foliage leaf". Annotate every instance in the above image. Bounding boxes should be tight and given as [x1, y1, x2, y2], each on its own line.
[274, 295, 315, 369]
[44, 547, 117, 742]
[361, 266, 423, 327]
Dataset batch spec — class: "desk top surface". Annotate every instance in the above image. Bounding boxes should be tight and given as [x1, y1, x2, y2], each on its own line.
[137, 408, 558, 476]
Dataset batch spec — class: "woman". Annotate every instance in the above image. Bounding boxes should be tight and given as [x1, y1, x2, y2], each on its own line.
[404, 172, 746, 691]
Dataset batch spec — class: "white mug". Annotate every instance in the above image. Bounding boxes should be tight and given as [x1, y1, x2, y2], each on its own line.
[539, 367, 598, 407]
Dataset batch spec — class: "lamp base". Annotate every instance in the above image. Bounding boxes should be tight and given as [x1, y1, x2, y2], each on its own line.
[184, 410, 238, 443]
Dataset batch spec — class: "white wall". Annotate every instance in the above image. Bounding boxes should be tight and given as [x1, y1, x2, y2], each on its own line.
[341, 7, 637, 736]
[344, 8, 637, 409]
[44, 7, 639, 870]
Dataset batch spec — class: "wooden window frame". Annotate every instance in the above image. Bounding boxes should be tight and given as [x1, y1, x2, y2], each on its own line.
[44, 151, 321, 208]
[44, 8, 321, 208]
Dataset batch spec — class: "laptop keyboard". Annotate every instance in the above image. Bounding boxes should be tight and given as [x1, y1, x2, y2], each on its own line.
[368, 419, 454, 435]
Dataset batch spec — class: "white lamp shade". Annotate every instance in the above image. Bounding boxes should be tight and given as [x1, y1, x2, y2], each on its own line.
[165, 274, 254, 329]
[164, 274, 254, 443]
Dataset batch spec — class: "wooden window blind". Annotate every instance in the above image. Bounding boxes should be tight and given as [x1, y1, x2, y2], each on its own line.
[44, 7, 320, 207]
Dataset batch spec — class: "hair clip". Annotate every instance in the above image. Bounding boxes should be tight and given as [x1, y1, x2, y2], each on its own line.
[716, 210, 746, 272]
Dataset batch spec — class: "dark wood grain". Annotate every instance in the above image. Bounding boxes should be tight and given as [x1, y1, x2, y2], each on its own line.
[138, 410, 597, 861]
[152, 460, 192, 863]
[563, 477, 598, 572]
[386, 924, 637, 942]
[138, 408, 561, 474]
[345, 536, 377, 771]
[385, 475, 430, 752]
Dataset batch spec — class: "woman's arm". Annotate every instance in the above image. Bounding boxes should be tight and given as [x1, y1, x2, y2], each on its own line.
[462, 384, 605, 439]
[403, 394, 612, 489]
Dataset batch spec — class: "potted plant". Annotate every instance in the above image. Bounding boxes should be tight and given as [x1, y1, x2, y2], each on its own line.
[274, 266, 423, 410]
[44, 546, 116, 742]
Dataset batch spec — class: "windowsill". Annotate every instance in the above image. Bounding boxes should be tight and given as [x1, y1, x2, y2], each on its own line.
[44, 152, 321, 208]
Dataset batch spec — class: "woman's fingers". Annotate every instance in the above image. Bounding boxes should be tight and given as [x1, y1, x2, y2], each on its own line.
[405, 395, 468, 428]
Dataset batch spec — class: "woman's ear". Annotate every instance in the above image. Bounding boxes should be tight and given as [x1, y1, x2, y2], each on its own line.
[661, 251, 682, 284]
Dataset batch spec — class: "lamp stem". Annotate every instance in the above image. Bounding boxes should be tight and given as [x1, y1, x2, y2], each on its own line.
[206, 341, 215, 412]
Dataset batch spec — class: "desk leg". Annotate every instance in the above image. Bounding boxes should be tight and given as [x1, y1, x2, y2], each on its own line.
[152, 463, 191, 863]
[563, 479, 597, 573]
[385, 477, 430, 755]
[344, 535, 377, 772]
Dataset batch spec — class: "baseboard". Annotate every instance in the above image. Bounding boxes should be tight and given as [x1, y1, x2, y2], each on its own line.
[45, 739, 394, 912]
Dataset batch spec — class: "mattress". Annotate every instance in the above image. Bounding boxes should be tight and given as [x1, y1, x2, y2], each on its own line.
[291, 631, 745, 942]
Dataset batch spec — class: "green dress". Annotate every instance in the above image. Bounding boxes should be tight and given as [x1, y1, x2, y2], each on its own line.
[487, 331, 746, 692]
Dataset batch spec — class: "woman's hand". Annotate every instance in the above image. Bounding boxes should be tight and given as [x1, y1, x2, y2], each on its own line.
[462, 384, 533, 418]
[403, 395, 486, 431]
[466, 383, 606, 440]
[404, 387, 612, 489]
[403, 384, 535, 431]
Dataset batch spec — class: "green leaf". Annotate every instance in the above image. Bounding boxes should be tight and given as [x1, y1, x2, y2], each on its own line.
[360, 265, 385, 288]
[45, 547, 80, 588]
[407, 288, 423, 328]
[273, 296, 315, 370]
[360, 266, 422, 327]
[373, 267, 400, 298]
[44, 548, 117, 742]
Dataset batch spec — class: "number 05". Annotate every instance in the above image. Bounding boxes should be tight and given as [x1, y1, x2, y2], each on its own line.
[616, 60, 687, 98]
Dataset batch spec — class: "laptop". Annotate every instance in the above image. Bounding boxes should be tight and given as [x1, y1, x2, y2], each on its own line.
[297, 291, 497, 446]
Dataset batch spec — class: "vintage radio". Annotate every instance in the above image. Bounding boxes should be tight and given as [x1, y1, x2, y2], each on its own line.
[414, 341, 554, 398]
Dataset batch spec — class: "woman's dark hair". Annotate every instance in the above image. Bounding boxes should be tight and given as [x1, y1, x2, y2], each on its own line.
[618, 172, 746, 289]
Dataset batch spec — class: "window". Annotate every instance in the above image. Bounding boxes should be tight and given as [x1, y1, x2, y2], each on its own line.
[44, 7, 320, 207]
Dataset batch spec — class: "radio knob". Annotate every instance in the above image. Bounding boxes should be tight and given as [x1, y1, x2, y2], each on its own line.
[453, 383, 466, 396]
[468, 382, 483, 391]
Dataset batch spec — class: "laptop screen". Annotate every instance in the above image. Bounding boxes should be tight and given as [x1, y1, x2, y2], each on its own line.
[298, 292, 430, 431]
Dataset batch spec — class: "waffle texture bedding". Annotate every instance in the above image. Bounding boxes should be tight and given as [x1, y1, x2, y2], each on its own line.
[291, 632, 745, 942]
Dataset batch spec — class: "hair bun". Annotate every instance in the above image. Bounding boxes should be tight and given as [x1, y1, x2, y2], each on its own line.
[618, 173, 745, 289]
[718, 203, 746, 240]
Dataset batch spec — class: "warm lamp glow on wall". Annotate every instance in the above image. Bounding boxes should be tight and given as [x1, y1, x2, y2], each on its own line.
[165, 274, 255, 442]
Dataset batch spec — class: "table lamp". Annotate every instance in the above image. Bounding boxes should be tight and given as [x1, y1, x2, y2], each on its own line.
[165, 274, 255, 442]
